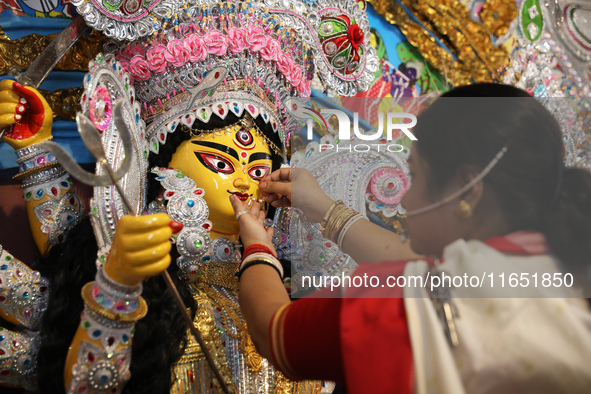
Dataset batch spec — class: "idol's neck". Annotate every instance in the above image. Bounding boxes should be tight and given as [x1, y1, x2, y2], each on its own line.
[209, 228, 240, 243]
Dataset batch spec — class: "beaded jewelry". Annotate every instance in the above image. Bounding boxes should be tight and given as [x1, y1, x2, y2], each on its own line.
[0, 249, 49, 330]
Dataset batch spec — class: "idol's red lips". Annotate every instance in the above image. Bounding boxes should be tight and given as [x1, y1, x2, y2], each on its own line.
[228, 191, 250, 201]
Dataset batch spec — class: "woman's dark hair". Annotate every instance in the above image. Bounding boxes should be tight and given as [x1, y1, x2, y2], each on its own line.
[413, 83, 591, 289]
[32, 111, 285, 393]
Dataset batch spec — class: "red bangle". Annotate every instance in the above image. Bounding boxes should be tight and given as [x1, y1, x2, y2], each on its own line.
[243, 244, 277, 258]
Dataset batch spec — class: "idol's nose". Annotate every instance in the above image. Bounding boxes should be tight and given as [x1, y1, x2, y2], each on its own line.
[233, 177, 250, 190]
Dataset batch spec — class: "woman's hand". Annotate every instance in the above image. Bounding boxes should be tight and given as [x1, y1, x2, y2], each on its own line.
[260, 168, 333, 223]
[0, 79, 53, 150]
[229, 195, 276, 253]
[104, 213, 178, 287]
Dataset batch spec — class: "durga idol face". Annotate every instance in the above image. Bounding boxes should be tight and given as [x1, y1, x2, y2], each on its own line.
[168, 124, 273, 238]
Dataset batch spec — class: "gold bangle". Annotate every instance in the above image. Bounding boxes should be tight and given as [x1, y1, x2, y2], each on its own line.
[320, 200, 344, 233]
[324, 205, 356, 242]
[329, 209, 357, 243]
[81, 282, 148, 322]
[13, 161, 60, 179]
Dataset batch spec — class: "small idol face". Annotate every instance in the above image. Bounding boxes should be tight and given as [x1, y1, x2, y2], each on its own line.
[168, 126, 273, 236]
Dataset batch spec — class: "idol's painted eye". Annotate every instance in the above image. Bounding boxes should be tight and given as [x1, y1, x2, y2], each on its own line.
[195, 153, 235, 174]
[236, 129, 254, 146]
[248, 166, 270, 180]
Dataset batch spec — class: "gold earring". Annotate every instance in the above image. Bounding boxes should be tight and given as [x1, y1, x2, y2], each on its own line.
[456, 200, 472, 220]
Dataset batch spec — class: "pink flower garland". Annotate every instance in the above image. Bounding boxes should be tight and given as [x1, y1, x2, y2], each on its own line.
[119, 26, 310, 95]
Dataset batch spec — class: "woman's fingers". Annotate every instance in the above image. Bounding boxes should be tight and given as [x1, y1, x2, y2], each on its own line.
[262, 168, 291, 183]
[250, 200, 261, 217]
[230, 193, 250, 216]
[259, 180, 291, 200]
[270, 198, 291, 208]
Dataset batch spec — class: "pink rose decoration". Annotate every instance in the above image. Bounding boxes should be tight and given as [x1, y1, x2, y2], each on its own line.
[184, 34, 207, 62]
[289, 65, 303, 86]
[165, 40, 190, 67]
[260, 39, 281, 62]
[227, 28, 247, 53]
[146, 45, 167, 73]
[247, 26, 268, 52]
[129, 43, 146, 57]
[128, 56, 151, 81]
[207, 30, 229, 56]
[276, 52, 292, 76]
[298, 79, 311, 96]
[119, 47, 134, 60]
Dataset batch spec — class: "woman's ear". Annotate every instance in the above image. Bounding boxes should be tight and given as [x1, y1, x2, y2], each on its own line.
[456, 164, 484, 209]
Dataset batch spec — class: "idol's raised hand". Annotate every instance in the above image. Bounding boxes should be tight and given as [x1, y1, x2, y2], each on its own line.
[104, 213, 181, 286]
[0, 79, 53, 149]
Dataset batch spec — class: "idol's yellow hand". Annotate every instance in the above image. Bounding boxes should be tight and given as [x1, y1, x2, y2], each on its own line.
[104, 213, 180, 287]
[0, 79, 53, 150]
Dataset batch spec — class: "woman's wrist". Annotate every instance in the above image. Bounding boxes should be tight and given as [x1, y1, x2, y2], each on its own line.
[305, 193, 334, 223]
[238, 252, 284, 280]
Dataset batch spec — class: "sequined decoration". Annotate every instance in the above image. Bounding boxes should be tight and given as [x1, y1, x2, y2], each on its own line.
[0, 30, 106, 74]
[0, 328, 40, 391]
[36, 87, 82, 121]
[171, 283, 322, 393]
[33, 189, 83, 245]
[68, 339, 131, 394]
[149, 168, 242, 283]
[368, 0, 509, 86]
[0, 249, 49, 330]
[500, 2, 591, 171]
[480, 0, 518, 37]
[287, 134, 411, 296]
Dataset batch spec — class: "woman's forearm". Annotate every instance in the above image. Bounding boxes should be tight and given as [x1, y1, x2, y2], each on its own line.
[340, 218, 420, 263]
[238, 265, 290, 360]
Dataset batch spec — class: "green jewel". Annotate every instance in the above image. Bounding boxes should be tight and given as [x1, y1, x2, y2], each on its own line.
[318, 254, 325, 262]
[5, 256, 11, 261]
[100, 255, 106, 263]
[83, 321, 91, 329]
[93, 207, 98, 215]
[194, 240, 203, 248]
[217, 328, 223, 334]
[25, 191, 32, 200]
[125, 82, 129, 91]
[176, 173, 185, 178]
